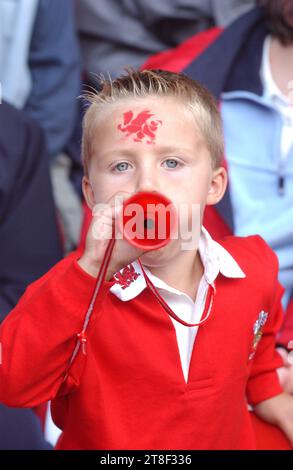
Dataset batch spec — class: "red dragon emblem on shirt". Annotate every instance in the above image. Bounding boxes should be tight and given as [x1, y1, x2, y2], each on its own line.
[114, 264, 140, 289]
[117, 110, 162, 144]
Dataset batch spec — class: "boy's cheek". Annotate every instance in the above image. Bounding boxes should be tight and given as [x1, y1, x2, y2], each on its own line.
[90, 179, 117, 204]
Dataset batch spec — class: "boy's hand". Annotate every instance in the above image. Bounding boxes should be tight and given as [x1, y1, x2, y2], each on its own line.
[253, 392, 293, 446]
[78, 192, 149, 280]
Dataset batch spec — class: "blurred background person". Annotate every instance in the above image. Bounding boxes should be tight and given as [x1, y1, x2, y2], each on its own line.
[0, 0, 81, 449]
[76, 0, 255, 80]
[0, 0, 82, 253]
[0, 101, 63, 449]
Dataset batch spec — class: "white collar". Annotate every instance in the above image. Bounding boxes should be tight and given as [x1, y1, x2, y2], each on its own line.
[110, 226, 245, 302]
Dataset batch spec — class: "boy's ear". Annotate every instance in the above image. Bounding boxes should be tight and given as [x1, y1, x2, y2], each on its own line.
[206, 166, 228, 206]
[82, 176, 96, 210]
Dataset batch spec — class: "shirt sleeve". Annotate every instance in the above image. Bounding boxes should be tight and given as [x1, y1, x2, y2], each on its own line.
[246, 241, 284, 405]
[0, 254, 114, 408]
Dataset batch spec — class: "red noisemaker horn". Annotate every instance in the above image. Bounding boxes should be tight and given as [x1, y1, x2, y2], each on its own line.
[118, 191, 177, 250]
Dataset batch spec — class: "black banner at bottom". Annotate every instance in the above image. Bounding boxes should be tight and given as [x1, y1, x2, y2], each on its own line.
[0, 450, 292, 467]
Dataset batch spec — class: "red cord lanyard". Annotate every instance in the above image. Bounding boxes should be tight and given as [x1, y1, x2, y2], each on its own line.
[68, 236, 215, 372]
[137, 258, 215, 327]
[66, 236, 116, 370]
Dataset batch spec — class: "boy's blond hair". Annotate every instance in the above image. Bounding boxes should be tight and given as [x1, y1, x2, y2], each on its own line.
[81, 69, 224, 176]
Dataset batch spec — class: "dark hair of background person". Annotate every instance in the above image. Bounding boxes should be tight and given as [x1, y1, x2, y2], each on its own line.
[257, 0, 293, 44]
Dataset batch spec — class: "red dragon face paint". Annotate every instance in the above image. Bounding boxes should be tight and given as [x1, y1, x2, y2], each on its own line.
[117, 109, 162, 144]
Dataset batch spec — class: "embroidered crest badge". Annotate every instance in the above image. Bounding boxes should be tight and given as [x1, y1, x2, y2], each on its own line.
[249, 310, 269, 360]
[114, 264, 140, 289]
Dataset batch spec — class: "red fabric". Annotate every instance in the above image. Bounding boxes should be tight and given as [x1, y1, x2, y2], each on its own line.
[0, 235, 287, 449]
[250, 412, 292, 450]
[143, 27, 223, 73]
[203, 205, 232, 240]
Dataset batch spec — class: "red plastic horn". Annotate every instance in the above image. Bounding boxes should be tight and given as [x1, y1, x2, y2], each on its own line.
[118, 191, 177, 250]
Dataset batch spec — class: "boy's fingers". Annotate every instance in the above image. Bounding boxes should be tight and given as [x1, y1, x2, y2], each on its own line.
[105, 191, 133, 207]
[92, 218, 113, 240]
[92, 192, 134, 222]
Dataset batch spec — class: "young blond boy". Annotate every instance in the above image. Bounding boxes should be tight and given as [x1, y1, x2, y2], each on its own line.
[1, 69, 293, 449]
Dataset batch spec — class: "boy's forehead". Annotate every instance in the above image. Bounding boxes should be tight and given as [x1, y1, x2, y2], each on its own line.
[89, 97, 207, 160]
[94, 96, 196, 136]
[102, 96, 187, 119]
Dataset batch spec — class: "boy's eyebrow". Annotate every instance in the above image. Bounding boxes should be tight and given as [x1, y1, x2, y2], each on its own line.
[99, 146, 195, 160]
[153, 145, 195, 155]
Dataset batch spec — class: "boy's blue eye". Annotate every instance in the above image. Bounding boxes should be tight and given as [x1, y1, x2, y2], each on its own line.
[164, 159, 179, 168]
[115, 162, 130, 172]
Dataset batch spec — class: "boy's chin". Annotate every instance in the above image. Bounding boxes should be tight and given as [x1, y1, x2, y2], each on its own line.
[139, 240, 178, 267]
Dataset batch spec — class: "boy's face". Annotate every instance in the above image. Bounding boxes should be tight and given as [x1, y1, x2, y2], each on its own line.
[83, 96, 226, 263]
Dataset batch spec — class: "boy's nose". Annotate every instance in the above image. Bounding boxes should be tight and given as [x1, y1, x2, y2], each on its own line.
[135, 171, 160, 194]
